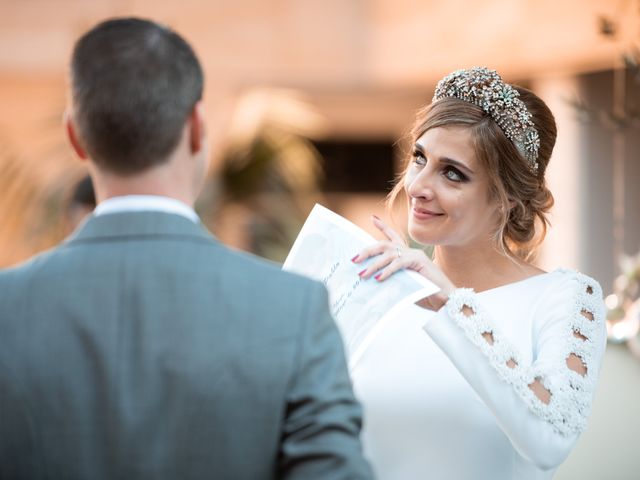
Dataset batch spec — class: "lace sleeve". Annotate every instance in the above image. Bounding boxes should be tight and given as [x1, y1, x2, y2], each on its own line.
[424, 270, 606, 469]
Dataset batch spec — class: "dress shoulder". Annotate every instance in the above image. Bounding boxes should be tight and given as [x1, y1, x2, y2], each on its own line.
[554, 267, 604, 297]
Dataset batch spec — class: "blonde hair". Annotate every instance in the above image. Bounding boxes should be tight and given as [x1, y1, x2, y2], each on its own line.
[389, 86, 557, 261]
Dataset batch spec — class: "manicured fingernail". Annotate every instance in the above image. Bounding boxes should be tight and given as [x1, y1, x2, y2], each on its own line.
[358, 269, 367, 277]
[351, 255, 359, 262]
[374, 274, 382, 281]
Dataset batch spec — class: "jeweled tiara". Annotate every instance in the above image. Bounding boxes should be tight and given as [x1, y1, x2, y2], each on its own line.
[433, 67, 540, 173]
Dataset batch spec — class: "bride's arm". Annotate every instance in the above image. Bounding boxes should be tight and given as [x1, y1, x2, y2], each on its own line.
[424, 271, 606, 470]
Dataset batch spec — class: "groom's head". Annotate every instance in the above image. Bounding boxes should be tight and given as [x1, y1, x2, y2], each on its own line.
[68, 18, 204, 175]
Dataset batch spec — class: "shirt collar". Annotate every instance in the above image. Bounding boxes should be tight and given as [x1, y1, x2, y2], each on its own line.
[93, 195, 199, 223]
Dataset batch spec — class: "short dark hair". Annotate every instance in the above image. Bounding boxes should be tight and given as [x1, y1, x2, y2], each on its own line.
[71, 18, 204, 174]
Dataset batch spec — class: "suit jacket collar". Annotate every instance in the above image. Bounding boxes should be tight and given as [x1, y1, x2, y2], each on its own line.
[66, 211, 215, 245]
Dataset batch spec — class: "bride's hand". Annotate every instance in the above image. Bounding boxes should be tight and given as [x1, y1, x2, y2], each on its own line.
[352, 215, 456, 311]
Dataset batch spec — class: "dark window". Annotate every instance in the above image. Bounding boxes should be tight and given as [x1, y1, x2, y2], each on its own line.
[313, 140, 395, 192]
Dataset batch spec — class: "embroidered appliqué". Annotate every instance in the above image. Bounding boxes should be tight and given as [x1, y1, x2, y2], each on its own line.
[445, 271, 604, 436]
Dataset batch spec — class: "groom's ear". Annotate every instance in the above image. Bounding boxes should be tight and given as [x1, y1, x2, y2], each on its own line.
[64, 111, 89, 161]
[188, 101, 206, 155]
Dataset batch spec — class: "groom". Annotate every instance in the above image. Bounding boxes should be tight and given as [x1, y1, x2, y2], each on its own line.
[0, 18, 371, 479]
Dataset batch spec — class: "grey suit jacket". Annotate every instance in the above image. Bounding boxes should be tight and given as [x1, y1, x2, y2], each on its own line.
[0, 211, 372, 479]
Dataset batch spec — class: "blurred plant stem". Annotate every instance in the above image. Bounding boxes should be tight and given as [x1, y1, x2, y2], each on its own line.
[197, 124, 324, 263]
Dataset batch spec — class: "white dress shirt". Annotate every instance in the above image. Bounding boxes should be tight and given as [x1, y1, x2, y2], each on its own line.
[93, 195, 199, 223]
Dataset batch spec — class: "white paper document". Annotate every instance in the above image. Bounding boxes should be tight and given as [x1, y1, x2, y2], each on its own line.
[283, 204, 439, 367]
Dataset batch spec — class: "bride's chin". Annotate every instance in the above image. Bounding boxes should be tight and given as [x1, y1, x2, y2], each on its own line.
[408, 226, 436, 246]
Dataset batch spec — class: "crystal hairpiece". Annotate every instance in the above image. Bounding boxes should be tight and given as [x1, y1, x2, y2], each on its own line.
[433, 67, 540, 173]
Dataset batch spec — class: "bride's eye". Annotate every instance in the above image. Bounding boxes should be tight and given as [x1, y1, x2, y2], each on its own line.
[443, 166, 468, 183]
[412, 150, 426, 166]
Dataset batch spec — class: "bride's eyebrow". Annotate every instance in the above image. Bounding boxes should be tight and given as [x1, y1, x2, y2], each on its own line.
[440, 157, 474, 175]
[414, 143, 475, 175]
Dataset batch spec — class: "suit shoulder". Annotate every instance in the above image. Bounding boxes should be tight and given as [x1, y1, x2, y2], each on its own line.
[215, 248, 329, 326]
[0, 246, 62, 283]
[220, 247, 324, 292]
[0, 248, 61, 318]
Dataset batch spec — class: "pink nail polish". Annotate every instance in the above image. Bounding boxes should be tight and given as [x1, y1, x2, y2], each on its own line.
[374, 273, 382, 281]
[351, 255, 359, 262]
[358, 269, 367, 277]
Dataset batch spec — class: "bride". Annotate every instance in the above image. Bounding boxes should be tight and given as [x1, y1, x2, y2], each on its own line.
[351, 67, 607, 479]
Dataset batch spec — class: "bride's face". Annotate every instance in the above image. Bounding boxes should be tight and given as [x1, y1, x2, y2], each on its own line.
[404, 126, 500, 249]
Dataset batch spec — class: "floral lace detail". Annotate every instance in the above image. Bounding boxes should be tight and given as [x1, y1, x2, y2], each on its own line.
[444, 270, 604, 436]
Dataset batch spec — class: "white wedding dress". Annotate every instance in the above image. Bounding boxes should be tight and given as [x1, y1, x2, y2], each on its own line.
[351, 268, 606, 479]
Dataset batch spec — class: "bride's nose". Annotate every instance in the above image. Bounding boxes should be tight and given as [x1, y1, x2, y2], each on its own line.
[406, 169, 436, 201]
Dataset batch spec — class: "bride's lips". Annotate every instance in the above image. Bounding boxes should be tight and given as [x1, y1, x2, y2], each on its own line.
[411, 206, 444, 220]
